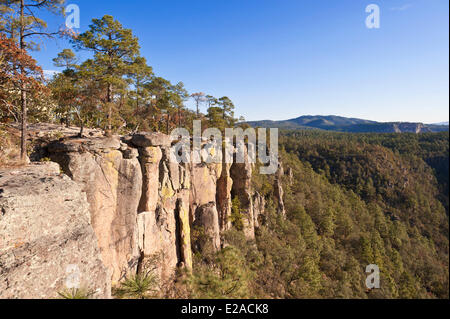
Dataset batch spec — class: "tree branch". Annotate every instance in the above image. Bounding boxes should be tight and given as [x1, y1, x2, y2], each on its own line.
[22, 30, 59, 38]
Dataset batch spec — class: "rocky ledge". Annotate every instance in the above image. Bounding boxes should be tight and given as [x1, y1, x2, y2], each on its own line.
[0, 131, 285, 298]
[0, 162, 110, 299]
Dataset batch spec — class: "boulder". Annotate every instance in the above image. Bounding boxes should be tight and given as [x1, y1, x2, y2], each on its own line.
[48, 137, 121, 154]
[193, 202, 221, 252]
[131, 132, 171, 148]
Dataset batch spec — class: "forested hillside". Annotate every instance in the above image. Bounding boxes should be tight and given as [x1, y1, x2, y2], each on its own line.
[188, 131, 449, 299]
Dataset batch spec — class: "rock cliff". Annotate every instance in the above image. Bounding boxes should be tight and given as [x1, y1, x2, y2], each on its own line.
[0, 131, 285, 298]
[0, 163, 111, 298]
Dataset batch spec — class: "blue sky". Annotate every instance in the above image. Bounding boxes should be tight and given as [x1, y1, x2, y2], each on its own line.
[31, 0, 449, 123]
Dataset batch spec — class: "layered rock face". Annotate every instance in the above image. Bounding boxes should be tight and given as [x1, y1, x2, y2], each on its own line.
[48, 137, 143, 284]
[46, 133, 212, 283]
[38, 132, 284, 291]
[0, 163, 110, 299]
[131, 133, 192, 281]
[0, 129, 287, 298]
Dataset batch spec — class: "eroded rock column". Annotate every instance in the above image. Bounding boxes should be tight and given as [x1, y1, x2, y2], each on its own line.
[132, 132, 193, 280]
[230, 146, 255, 240]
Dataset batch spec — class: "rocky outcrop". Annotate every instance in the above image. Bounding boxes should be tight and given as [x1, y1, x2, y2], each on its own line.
[136, 140, 193, 280]
[216, 162, 233, 232]
[0, 163, 110, 299]
[131, 132, 171, 148]
[176, 193, 192, 270]
[138, 146, 162, 213]
[393, 123, 430, 134]
[192, 202, 221, 252]
[274, 163, 286, 217]
[47, 134, 195, 284]
[252, 192, 265, 229]
[18, 131, 273, 295]
[286, 167, 294, 185]
[230, 147, 255, 240]
[0, 123, 287, 298]
[48, 137, 143, 284]
[190, 162, 221, 218]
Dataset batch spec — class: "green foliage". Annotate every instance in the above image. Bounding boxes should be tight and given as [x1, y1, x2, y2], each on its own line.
[2, 9, 243, 135]
[188, 132, 448, 299]
[271, 132, 448, 299]
[72, 15, 141, 133]
[205, 95, 239, 131]
[191, 225, 215, 257]
[113, 272, 158, 299]
[230, 197, 244, 231]
[53, 49, 77, 70]
[113, 253, 160, 299]
[0, 0, 66, 51]
[189, 246, 253, 299]
[58, 288, 95, 299]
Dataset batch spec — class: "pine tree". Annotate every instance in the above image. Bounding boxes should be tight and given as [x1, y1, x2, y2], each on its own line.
[217, 96, 235, 125]
[49, 49, 79, 131]
[52, 48, 77, 70]
[72, 15, 140, 136]
[129, 56, 153, 117]
[191, 92, 206, 116]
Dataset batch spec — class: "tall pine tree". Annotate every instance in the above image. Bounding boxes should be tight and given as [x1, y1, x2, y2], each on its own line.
[73, 15, 140, 136]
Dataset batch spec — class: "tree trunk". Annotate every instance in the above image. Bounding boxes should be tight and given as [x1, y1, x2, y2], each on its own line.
[166, 114, 170, 134]
[75, 110, 84, 137]
[19, 0, 27, 162]
[136, 79, 140, 114]
[79, 121, 84, 138]
[20, 89, 27, 162]
[106, 83, 112, 137]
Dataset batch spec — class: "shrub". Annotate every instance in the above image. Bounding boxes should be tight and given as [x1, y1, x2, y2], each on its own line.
[58, 288, 95, 299]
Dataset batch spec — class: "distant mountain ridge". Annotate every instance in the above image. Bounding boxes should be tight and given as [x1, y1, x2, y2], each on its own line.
[245, 115, 449, 133]
[431, 121, 449, 126]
